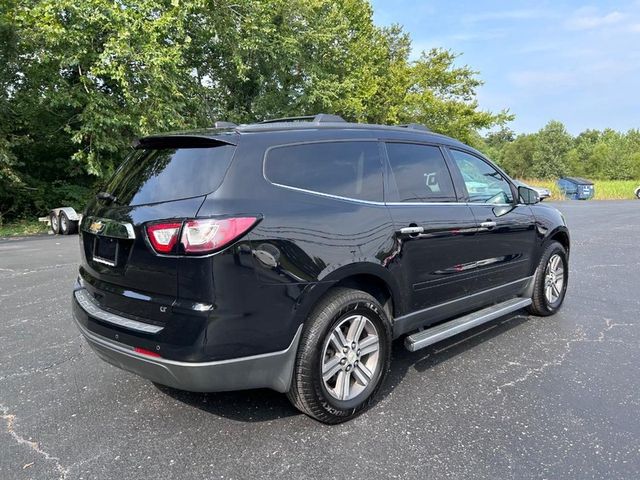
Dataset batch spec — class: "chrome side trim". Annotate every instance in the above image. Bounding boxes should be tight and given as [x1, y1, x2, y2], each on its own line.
[267, 182, 472, 207]
[405, 297, 532, 352]
[399, 226, 425, 234]
[74, 289, 163, 334]
[267, 182, 389, 206]
[267, 181, 507, 208]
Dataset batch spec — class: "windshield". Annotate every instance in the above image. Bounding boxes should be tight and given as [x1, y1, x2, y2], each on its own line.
[103, 145, 236, 206]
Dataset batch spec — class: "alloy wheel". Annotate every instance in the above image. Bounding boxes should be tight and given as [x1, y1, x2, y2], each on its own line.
[321, 314, 380, 401]
[544, 253, 565, 304]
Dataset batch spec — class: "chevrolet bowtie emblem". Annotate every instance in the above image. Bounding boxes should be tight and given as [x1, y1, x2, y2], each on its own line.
[89, 220, 105, 234]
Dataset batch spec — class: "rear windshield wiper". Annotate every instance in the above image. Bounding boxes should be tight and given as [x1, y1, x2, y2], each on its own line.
[96, 191, 119, 204]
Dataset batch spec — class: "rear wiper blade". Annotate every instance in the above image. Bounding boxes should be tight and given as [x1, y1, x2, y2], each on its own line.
[96, 191, 119, 204]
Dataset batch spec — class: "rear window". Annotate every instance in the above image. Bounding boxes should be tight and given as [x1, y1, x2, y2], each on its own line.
[104, 145, 235, 206]
[264, 141, 383, 202]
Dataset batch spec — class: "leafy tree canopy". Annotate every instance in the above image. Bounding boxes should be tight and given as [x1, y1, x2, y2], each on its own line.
[0, 0, 511, 221]
[480, 120, 640, 181]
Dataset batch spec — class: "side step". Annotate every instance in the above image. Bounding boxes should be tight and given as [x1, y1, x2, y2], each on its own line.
[404, 297, 532, 352]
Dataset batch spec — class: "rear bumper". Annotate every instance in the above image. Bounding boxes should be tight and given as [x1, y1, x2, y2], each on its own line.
[72, 292, 302, 393]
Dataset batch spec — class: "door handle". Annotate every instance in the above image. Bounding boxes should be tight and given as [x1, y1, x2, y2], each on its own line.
[480, 221, 497, 229]
[399, 226, 424, 235]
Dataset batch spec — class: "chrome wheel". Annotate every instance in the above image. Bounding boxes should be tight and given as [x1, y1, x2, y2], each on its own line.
[321, 314, 380, 401]
[544, 253, 565, 304]
[60, 214, 68, 233]
[50, 214, 58, 233]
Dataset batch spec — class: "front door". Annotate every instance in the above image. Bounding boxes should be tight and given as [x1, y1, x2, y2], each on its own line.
[447, 148, 538, 291]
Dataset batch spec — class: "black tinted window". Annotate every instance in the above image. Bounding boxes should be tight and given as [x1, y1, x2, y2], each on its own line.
[104, 145, 235, 206]
[386, 143, 455, 202]
[449, 149, 513, 204]
[265, 142, 383, 202]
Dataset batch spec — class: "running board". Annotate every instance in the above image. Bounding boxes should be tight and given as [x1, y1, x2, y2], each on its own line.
[404, 297, 532, 352]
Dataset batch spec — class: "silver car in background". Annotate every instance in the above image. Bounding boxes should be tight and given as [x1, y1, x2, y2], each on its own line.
[514, 180, 551, 201]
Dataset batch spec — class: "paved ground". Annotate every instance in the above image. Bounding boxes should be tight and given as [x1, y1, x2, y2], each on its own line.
[1, 201, 638, 480]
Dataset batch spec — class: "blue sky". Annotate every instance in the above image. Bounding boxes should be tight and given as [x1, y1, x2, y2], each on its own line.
[370, 0, 640, 134]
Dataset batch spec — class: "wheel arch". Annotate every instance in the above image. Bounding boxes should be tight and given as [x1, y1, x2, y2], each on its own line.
[292, 263, 404, 329]
[50, 206, 80, 222]
[548, 226, 570, 255]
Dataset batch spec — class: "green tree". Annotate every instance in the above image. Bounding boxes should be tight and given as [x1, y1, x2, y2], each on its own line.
[531, 120, 572, 178]
[399, 49, 513, 143]
[1, 0, 513, 221]
[0, 0, 24, 223]
[15, 0, 208, 177]
[499, 133, 537, 178]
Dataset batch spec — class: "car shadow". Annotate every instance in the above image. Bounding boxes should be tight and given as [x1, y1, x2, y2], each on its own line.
[153, 384, 299, 422]
[380, 312, 531, 397]
[156, 311, 531, 423]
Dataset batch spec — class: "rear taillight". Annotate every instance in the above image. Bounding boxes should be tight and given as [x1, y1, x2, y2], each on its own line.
[145, 217, 258, 255]
[181, 217, 258, 254]
[146, 222, 182, 254]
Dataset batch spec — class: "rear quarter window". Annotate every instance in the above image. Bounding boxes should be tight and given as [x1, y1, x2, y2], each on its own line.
[264, 141, 383, 202]
[104, 145, 236, 206]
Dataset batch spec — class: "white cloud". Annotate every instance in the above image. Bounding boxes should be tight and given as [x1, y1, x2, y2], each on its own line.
[449, 30, 507, 42]
[463, 9, 550, 23]
[509, 57, 640, 92]
[565, 8, 626, 30]
[508, 71, 577, 89]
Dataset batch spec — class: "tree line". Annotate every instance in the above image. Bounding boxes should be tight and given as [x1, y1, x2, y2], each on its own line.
[1, 1, 637, 223]
[0, 0, 512, 223]
[479, 121, 640, 181]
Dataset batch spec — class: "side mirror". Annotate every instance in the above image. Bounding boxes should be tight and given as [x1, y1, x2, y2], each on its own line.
[518, 185, 540, 205]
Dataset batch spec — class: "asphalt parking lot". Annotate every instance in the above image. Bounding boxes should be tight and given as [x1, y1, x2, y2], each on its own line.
[1, 201, 638, 479]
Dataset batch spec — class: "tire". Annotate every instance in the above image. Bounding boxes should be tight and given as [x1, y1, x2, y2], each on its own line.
[528, 241, 568, 316]
[49, 212, 59, 234]
[59, 211, 77, 235]
[635, 188, 640, 199]
[287, 287, 392, 424]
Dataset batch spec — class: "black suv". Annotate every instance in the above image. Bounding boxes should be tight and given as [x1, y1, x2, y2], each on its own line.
[72, 114, 569, 423]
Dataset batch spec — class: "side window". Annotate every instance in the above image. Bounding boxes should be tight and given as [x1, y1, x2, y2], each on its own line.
[449, 149, 514, 204]
[264, 141, 383, 202]
[385, 143, 456, 202]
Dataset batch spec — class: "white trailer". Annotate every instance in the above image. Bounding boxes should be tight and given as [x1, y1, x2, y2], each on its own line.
[48, 207, 82, 235]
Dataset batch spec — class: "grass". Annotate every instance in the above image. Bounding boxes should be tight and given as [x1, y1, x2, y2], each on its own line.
[0, 219, 49, 237]
[519, 179, 640, 201]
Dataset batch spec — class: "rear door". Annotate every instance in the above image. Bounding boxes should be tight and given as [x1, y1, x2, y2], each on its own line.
[446, 147, 537, 290]
[383, 142, 479, 314]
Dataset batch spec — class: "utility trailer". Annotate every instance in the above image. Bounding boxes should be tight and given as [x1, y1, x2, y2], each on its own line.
[47, 207, 82, 235]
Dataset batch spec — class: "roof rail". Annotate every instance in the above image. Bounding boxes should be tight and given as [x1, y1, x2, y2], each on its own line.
[259, 113, 346, 125]
[214, 121, 238, 128]
[398, 123, 431, 132]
